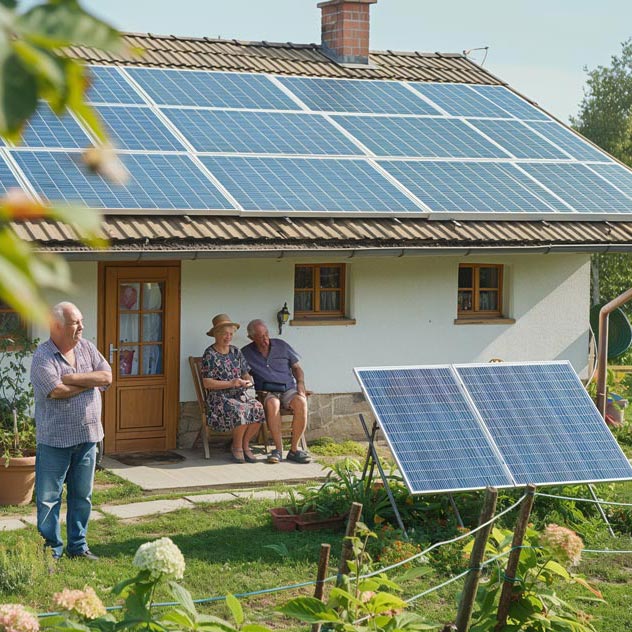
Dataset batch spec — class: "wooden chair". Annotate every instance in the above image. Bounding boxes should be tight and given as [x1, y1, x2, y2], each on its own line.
[189, 355, 230, 459]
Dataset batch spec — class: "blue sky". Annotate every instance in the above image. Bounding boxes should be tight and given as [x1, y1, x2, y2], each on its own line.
[79, 0, 632, 123]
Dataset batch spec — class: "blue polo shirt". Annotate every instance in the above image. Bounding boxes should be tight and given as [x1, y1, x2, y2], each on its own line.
[241, 339, 300, 391]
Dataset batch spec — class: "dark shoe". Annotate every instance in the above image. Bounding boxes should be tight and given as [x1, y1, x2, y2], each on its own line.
[67, 549, 99, 561]
[286, 449, 311, 464]
[243, 449, 257, 463]
[230, 448, 245, 463]
[267, 448, 282, 464]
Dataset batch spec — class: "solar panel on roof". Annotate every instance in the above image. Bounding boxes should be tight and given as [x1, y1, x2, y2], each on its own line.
[95, 105, 186, 151]
[11, 150, 235, 211]
[467, 119, 570, 159]
[526, 121, 610, 162]
[333, 115, 509, 158]
[278, 76, 440, 115]
[0, 155, 21, 194]
[161, 109, 363, 155]
[518, 162, 632, 213]
[455, 362, 632, 486]
[409, 83, 511, 118]
[87, 66, 145, 105]
[587, 163, 632, 200]
[378, 160, 567, 213]
[18, 106, 92, 149]
[354, 366, 513, 493]
[469, 85, 551, 121]
[199, 155, 424, 213]
[125, 68, 299, 110]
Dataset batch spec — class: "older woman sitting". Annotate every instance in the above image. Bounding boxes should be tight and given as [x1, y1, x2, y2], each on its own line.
[201, 314, 264, 463]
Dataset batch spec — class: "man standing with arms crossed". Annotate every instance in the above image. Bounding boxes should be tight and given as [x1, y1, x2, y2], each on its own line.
[30, 302, 111, 560]
[242, 319, 311, 464]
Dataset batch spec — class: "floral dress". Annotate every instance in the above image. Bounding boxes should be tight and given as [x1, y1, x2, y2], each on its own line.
[201, 344, 264, 432]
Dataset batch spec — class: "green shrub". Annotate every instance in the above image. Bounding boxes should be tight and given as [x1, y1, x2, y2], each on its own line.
[0, 539, 46, 594]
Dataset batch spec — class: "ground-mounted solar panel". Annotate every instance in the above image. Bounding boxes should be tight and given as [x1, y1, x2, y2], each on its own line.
[525, 121, 610, 162]
[518, 162, 632, 214]
[161, 109, 363, 155]
[95, 105, 186, 151]
[11, 150, 235, 211]
[354, 366, 513, 493]
[18, 106, 93, 149]
[469, 85, 551, 121]
[199, 155, 424, 213]
[467, 119, 570, 159]
[278, 76, 441, 115]
[333, 115, 509, 158]
[409, 83, 512, 118]
[455, 362, 632, 486]
[125, 68, 300, 110]
[378, 160, 568, 214]
[86, 66, 146, 105]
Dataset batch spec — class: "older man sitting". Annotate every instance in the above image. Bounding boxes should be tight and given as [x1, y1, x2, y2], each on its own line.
[241, 319, 310, 464]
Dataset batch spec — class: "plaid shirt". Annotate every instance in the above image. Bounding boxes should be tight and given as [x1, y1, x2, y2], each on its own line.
[30, 338, 110, 448]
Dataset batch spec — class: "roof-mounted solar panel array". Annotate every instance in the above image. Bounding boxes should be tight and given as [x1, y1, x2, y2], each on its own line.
[355, 362, 632, 494]
[3, 66, 632, 218]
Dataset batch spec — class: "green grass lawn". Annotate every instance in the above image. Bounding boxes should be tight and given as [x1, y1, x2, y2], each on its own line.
[1, 476, 631, 630]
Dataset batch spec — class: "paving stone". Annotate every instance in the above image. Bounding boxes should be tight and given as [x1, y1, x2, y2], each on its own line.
[184, 493, 238, 504]
[232, 489, 287, 501]
[0, 518, 27, 531]
[100, 498, 193, 519]
[21, 510, 104, 526]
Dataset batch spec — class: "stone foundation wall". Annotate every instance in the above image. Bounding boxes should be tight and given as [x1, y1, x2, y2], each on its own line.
[178, 392, 374, 448]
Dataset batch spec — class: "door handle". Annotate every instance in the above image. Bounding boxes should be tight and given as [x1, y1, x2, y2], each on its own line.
[109, 343, 119, 364]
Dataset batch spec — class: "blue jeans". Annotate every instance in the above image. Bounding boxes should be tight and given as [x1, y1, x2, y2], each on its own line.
[35, 442, 96, 558]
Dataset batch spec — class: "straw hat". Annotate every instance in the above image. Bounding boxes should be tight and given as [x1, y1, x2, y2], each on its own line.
[207, 313, 240, 337]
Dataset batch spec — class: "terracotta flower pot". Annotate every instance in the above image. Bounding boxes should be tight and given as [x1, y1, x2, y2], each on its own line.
[294, 511, 347, 532]
[269, 507, 298, 531]
[0, 455, 36, 505]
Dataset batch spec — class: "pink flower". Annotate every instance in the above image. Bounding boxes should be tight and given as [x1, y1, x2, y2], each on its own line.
[53, 586, 106, 619]
[0, 604, 39, 632]
[540, 524, 584, 566]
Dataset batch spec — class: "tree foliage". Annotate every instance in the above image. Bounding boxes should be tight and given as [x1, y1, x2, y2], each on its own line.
[573, 39, 632, 313]
[0, 1, 131, 325]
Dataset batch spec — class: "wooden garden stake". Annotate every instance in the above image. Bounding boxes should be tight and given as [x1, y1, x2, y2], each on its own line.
[495, 484, 536, 631]
[337, 501, 363, 583]
[311, 543, 331, 632]
[455, 486, 498, 632]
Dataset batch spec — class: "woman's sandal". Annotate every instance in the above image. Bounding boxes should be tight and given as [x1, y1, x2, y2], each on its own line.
[230, 448, 245, 463]
[243, 449, 257, 463]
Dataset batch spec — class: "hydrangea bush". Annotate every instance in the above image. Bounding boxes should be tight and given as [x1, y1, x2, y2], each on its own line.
[0, 604, 39, 632]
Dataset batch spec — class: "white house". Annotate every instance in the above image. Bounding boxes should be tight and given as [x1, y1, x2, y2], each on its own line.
[7, 0, 632, 454]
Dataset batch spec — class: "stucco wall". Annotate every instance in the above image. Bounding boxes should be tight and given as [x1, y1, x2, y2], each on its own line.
[180, 252, 591, 399]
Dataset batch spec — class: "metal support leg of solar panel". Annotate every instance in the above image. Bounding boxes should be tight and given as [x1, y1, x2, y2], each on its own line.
[359, 414, 409, 538]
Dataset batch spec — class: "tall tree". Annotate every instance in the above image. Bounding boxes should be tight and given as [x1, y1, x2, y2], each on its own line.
[0, 0, 131, 325]
[572, 39, 632, 310]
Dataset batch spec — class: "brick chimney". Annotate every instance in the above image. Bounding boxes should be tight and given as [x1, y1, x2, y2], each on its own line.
[318, 0, 377, 66]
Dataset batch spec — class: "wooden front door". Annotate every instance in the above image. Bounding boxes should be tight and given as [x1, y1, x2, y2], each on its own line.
[100, 262, 180, 454]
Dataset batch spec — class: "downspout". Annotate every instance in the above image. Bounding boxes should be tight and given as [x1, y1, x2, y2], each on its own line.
[596, 287, 632, 418]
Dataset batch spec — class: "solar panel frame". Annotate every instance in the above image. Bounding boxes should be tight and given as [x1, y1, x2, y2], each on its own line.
[199, 155, 426, 214]
[11, 150, 236, 212]
[525, 120, 612, 162]
[332, 115, 510, 158]
[278, 76, 442, 115]
[469, 85, 552, 122]
[354, 365, 514, 494]
[161, 108, 364, 155]
[86, 66, 146, 105]
[0, 151, 23, 194]
[455, 361, 632, 486]
[125, 68, 301, 110]
[18, 106, 93, 149]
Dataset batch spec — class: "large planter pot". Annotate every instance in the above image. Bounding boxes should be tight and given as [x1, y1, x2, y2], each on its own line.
[0, 455, 36, 506]
[294, 511, 347, 532]
[269, 507, 298, 531]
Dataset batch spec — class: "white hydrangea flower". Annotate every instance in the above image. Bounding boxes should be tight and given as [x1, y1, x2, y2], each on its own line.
[133, 537, 185, 580]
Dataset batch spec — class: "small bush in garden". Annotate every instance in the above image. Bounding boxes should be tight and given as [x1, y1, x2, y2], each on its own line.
[0, 603, 39, 632]
[467, 524, 603, 632]
[0, 540, 46, 595]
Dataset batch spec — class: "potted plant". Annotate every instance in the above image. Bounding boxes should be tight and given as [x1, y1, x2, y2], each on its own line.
[0, 335, 38, 505]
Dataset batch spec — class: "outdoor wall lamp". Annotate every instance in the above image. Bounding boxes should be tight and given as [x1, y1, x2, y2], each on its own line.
[277, 302, 290, 334]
